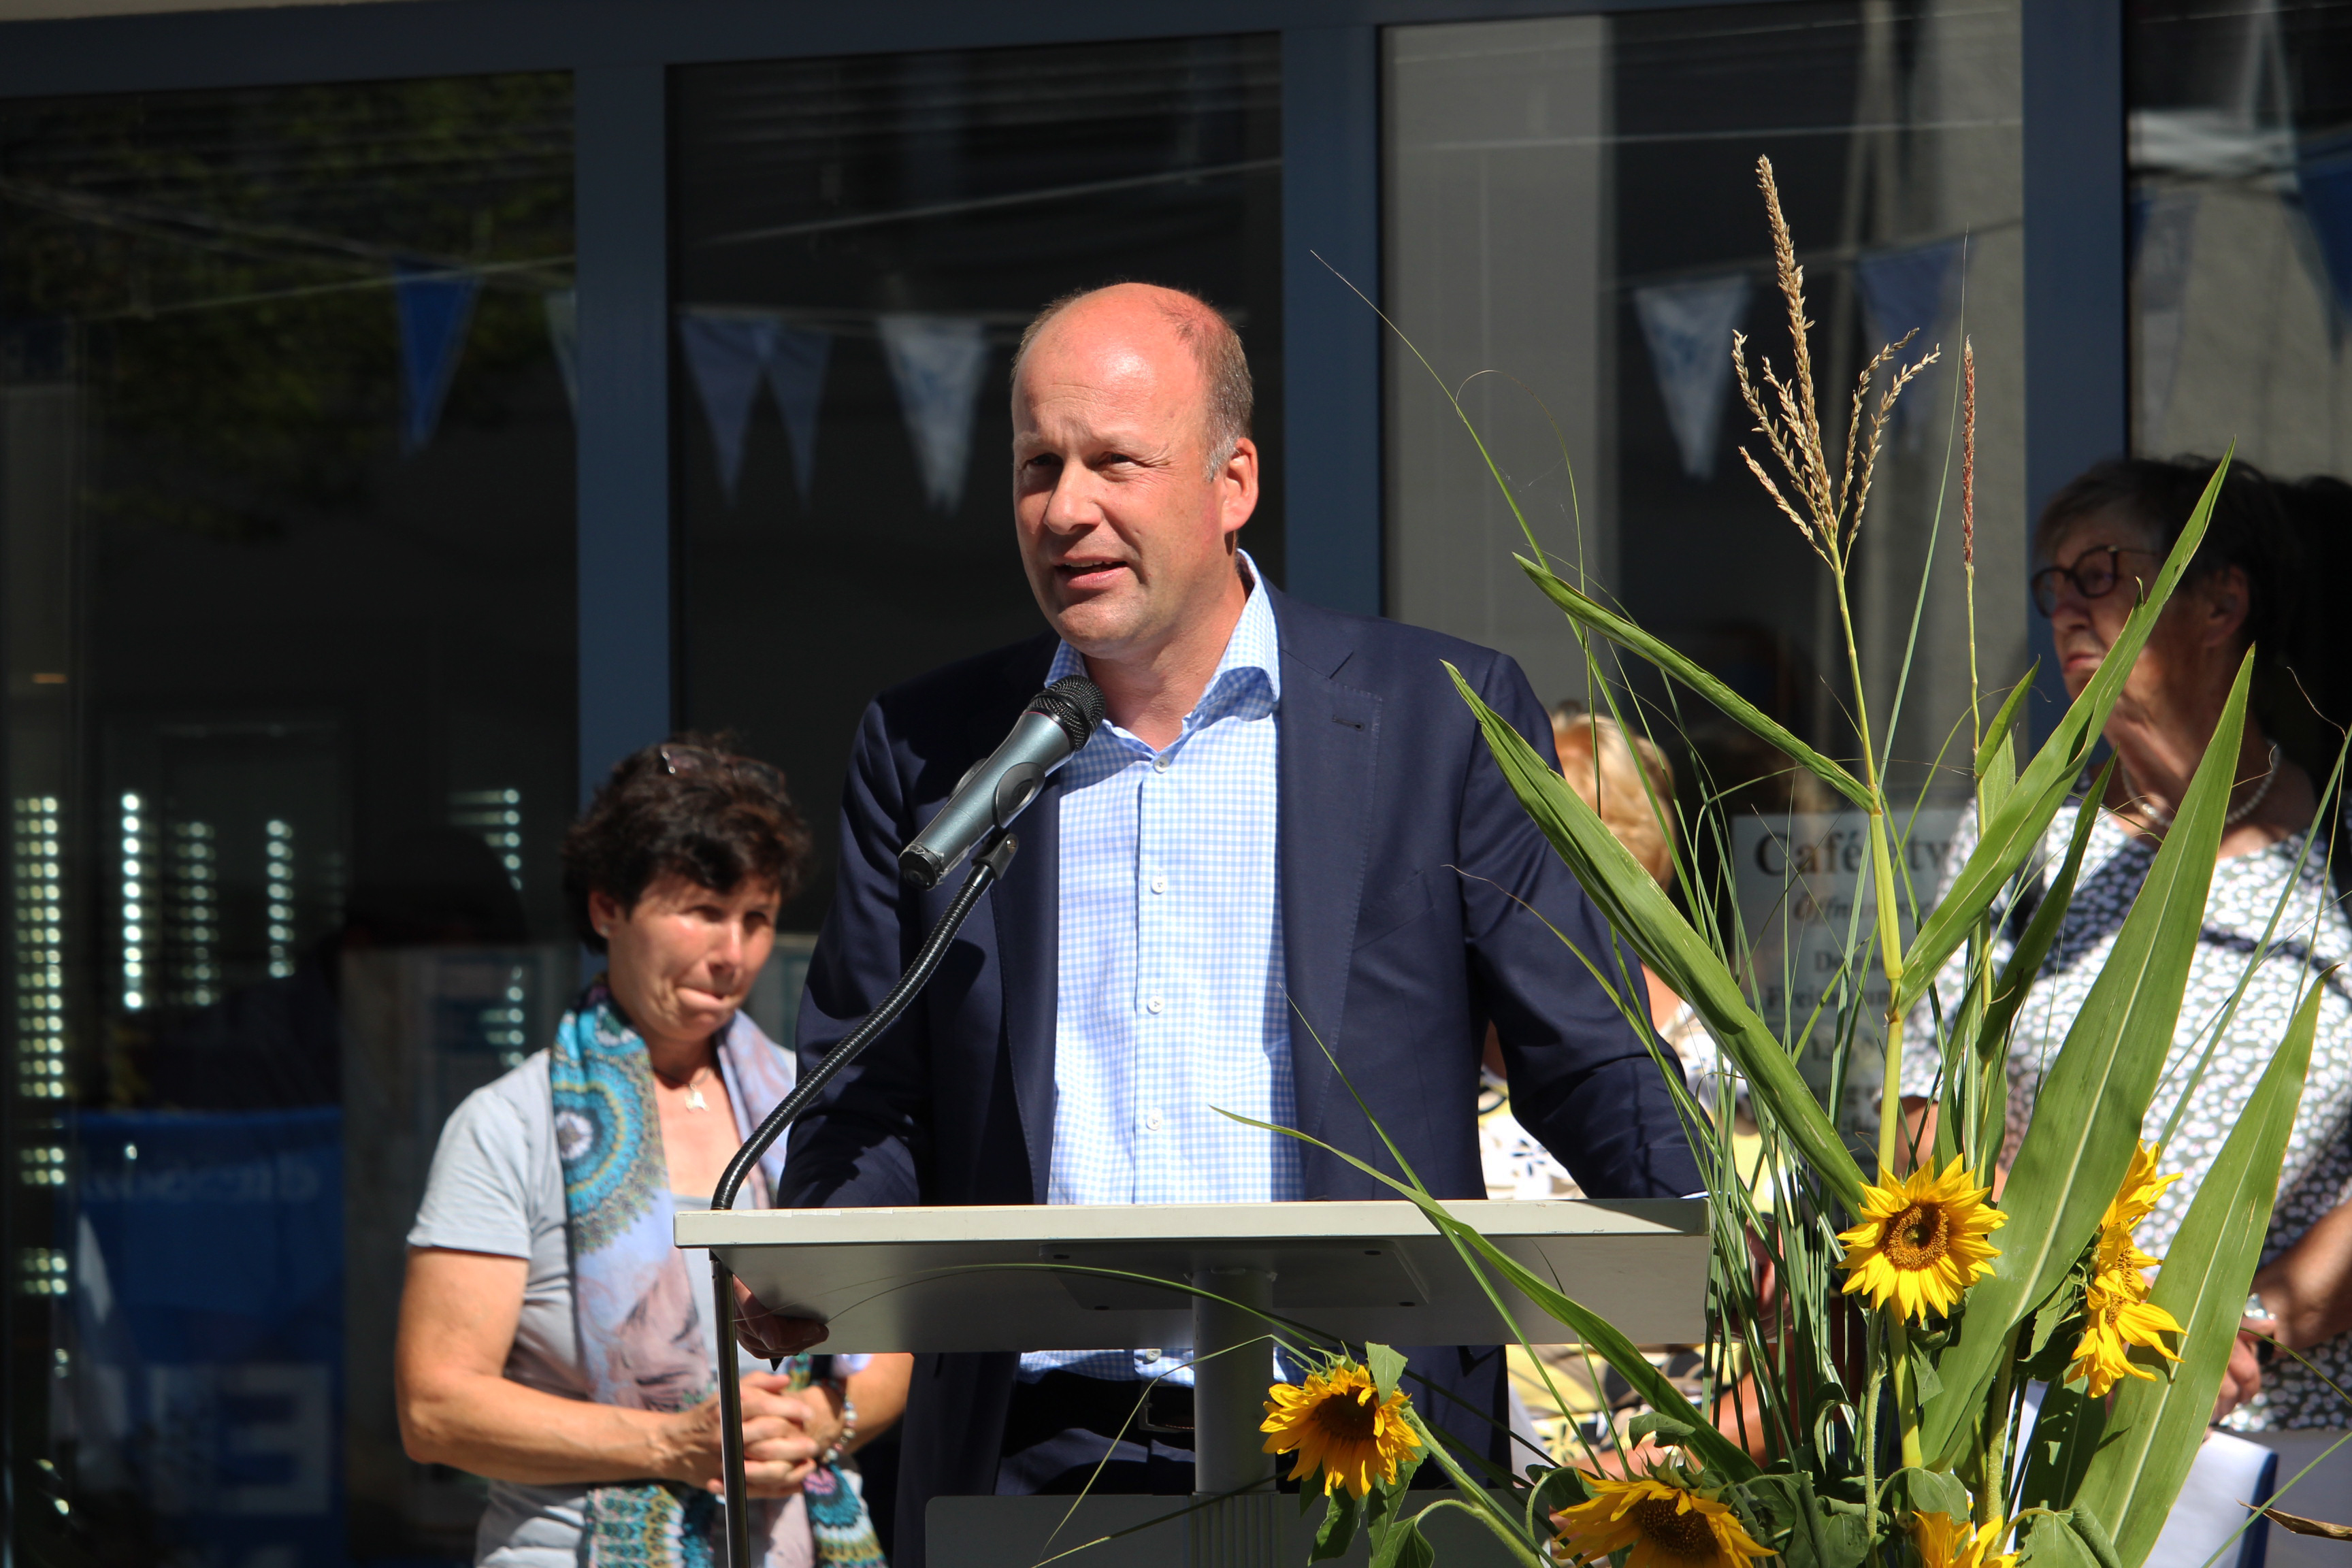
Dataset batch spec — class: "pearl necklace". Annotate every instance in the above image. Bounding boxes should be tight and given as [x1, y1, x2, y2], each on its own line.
[2127, 742, 2280, 832]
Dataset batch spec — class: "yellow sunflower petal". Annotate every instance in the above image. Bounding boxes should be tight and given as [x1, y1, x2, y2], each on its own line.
[1257, 1362, 1421, 1499]
[1837, 1160, 2004, 1322]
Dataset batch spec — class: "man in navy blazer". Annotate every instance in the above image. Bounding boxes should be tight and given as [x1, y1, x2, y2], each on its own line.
[764, 283, 1697, 1564]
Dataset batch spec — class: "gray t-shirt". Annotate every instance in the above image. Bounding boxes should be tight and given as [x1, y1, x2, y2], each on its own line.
[407, 1050, 773, 1566]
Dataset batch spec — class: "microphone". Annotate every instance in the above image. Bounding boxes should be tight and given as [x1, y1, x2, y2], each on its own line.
[898, 675, 1105, 889]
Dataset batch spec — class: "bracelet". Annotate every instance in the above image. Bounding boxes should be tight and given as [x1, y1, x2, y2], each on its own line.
[820, 1379, 858, 1466]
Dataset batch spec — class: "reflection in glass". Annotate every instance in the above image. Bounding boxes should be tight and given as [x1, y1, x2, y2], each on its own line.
[1, 76, 576, 1565]
[674, 37, 1283, 932]
[1384, 1, 2026, 805]
[2127, 0, 2352, 763]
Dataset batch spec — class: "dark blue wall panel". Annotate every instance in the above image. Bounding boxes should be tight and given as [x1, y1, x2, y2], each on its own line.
[574, 64, 672, 801]
[1281, 25, 1384, 617]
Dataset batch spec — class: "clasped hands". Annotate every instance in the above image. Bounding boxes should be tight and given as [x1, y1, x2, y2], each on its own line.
[666, 1369, 846, 1498]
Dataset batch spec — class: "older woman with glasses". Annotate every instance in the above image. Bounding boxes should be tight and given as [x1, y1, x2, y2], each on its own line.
[1904, 458, 2352, 1542]
[396, 737, 911, 1567]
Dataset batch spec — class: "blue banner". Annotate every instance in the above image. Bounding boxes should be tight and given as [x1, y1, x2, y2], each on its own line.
[65, 1109, 344, 1567]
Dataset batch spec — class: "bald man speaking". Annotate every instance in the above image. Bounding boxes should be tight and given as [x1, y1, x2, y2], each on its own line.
[774, 283, 1698, 1563]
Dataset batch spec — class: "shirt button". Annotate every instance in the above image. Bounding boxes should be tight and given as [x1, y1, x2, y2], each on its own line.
[1149, 875, 1168, 894]
[1145, 1113, 1163, 1132]
[1152, 753, 1172, 773]
[1147, 996, 1165, 1014]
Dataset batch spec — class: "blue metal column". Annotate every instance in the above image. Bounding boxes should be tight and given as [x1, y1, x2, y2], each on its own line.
[2021, 0, 2126, 737]
[574, 64, 673, 801]
[1281, 26, 1384, 617]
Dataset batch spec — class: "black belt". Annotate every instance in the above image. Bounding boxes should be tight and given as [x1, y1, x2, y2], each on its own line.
[1003, 1370, 1198, 1453]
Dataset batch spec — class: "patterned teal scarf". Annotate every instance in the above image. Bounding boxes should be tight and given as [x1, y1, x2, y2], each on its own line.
[549, 981, 885, 1567]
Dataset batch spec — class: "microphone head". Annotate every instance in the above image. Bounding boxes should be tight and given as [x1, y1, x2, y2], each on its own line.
[1028, 675, 1106, 751]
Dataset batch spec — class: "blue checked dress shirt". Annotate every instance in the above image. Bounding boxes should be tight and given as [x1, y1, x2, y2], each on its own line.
[1019, 555, 1301, 1387]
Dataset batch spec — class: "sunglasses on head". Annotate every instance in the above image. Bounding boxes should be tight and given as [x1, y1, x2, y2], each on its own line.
[657, 744, 785, 793]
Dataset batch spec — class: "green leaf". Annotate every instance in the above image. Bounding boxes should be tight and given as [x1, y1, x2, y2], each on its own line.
[2069, 1507, 2125, 1568]
[2019, 1513, 2100, 1568]
[1451, 665, 1866, 1213]
[1976, 764, 2110, 1068]
[1921, 652, 2253, 1464]
[1514, 557, 1874, 808]
[2074, 980, 2323, 1567]
[1899, 450, 2234, 1015]
[1369, 1516, 1434, 1568]
[1892, 1465, 1970, 1517]
[1973, 666, 2040, 784]
[1311, 1488, 1362, 1561]
[1369, 1342, 1409, 1405]
[1627, 1411, 1695, 1446]
[2014, 1381, 2104, 1512]
[1907, 1343, 1944, 1407]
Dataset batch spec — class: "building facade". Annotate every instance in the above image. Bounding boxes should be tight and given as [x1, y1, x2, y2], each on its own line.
[0, 0, 2343, 1561]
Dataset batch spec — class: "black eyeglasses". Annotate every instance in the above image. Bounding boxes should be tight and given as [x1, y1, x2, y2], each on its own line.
[2029, 545, 2161, 618]
[657, 743, 785, 793]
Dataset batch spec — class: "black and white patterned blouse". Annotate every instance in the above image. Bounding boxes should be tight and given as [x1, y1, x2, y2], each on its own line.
[1901, 798, 2352, 1431]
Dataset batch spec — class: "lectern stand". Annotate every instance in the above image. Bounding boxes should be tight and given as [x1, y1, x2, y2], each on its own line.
[678, 1197, 1708, 1566]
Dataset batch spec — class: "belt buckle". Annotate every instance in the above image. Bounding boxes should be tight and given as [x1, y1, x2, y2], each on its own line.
[1135, 1382, 1194, 1436]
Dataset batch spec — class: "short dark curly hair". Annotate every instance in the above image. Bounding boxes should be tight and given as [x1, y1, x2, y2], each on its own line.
[2037, 455, 2303, 672]
[561, 734, 811, 953]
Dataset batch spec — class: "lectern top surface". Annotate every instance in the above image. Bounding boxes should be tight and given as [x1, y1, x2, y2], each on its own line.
[674, 1196, 1699, 1250]
[676, 1198, 1710, 1356]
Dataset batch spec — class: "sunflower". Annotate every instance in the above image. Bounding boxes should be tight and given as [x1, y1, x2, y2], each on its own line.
[1913, 1511, 2018, 1568]
[1260, 1362, 1423, 1498]
[2089, 1141, 2178, 1292]
[1837, 1157, 2006, 1322]
[2109, 1140, 2182, 1230]
[1552, 1475, 1775, 1568]
[2067, 1279, 2184, 1399]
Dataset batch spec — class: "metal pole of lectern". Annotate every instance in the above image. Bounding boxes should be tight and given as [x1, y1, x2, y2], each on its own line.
[706, 831, 1019, 1568]
[1188, 1267, 1281, 1567]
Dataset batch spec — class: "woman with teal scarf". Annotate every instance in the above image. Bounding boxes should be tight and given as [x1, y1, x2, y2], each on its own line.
[398, 739, 909, 1567]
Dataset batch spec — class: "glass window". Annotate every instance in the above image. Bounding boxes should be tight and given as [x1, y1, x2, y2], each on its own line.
[673, 37, 1283, 945]
[1384, 2, 2025, 802]
[1, 76, 575, 1565]
[2127, 0, 2352, 764]
[1384, 3, 2022, 1127]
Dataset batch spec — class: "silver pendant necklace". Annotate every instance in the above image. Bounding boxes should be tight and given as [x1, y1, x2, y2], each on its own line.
[659, 1062, 714, 1111]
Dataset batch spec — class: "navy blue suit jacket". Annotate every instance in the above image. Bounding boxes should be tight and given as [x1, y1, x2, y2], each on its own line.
[784, 589, 1698, 1562]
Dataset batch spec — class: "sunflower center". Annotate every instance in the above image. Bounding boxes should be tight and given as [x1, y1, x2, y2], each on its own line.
[1310, 1390, 1379, 1444]
[1628, 1497, 1718, 1558]
[1883, 1200, 1951, 1270]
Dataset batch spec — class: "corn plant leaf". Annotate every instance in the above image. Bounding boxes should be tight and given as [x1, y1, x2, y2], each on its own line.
[1973, 666, 2040, 783]
[1921, 654, 2251, 1463]
[2074, 979, 2321, 1567]
[1516, 557, 1874, 809]
[1976, 762, 2108, 1060]
[1898, 451, 2234, 1015]
[1452, 666, 1865, 1211]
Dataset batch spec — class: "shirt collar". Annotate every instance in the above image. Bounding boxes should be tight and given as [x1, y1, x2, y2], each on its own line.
[1045, 549, 1281, 707]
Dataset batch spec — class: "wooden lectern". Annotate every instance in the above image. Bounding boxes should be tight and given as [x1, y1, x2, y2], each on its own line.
[679, 1196, 1708, 1567]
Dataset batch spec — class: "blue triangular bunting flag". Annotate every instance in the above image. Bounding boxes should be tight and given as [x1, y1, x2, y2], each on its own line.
[1633, 274, 1751, 481]
[763, 326, 832, 507]
[395, 261, 480, 455]
[2298, 134, 2352, 321]
[543, 290, 578, 419]
[878, 314, 991, 512]
[679, 314, 772, 505]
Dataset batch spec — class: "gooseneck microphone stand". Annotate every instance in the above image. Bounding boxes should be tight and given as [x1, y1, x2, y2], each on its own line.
[706, 829, 1020, 1568]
